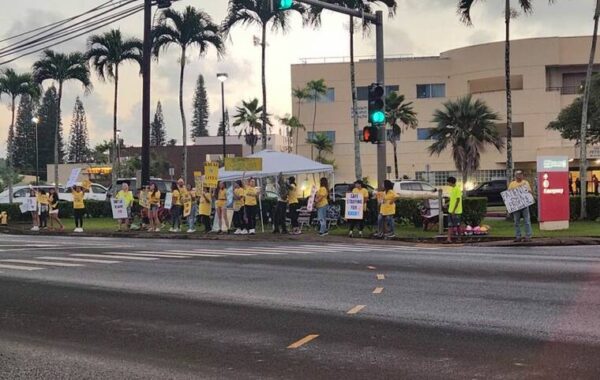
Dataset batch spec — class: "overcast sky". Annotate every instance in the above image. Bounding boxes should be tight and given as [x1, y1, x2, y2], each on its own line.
[0, 0, 595, 155]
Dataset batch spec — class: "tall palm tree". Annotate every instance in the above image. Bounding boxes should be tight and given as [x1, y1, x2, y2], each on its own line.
[428, 95, 504, 194]
[33, 49, 91, 190]
[305, 79, 327, 160]
[86, 29, 142, 185]
[385, 92, 418, 179]
[292, 86, 310, 154]
[306, 132, 334, 163]
[222, 0, 306, 151]
[232, 98, 271, 154]
[279, 115, 305, 153]
[458, 0, 555, 184]
[578, 0, 600, 219]
[0, 68, 40, 203]
[153, 6, 223, 181]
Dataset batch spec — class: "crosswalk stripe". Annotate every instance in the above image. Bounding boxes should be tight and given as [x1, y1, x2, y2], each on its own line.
[0, 259, 83, 267]
[37, 256, 121, 264]
[103, 252, 190, 259]
[203, 248, 283, 255]
[71, 254, 158, 261]
[187, 250, 260, 257]
[0, 263, 44, 271]
[141, 251, 223, 257]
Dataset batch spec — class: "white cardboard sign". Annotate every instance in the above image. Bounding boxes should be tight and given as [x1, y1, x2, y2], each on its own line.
[66, 168, 82, 188]
[111, 199, 129, 219]
[345, 192, 364, 220]
[163, 192, 173, 210]
[501, 186, 535, 214]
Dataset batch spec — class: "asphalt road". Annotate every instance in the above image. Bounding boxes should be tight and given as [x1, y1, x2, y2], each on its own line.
[0, 234, 599, 379]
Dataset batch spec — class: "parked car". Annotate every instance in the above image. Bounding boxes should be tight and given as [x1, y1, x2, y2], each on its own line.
[0, 185, 67, 204]
[466, 179, 507, 205]
[332, 183, 375, 200]
[392, 180, 438, 199]
[59, 182, 109, 202]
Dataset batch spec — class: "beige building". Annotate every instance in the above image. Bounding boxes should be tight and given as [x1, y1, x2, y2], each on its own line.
[291, 36, 600, 189]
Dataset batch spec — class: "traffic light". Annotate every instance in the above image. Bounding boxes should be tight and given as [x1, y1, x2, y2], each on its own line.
[368, 83, 385, 125]
[362, 126, 379, 144]
[270, 0, 293, 11]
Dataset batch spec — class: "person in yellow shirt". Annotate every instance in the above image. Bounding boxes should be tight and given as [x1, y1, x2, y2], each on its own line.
[288, 177, 300, 235]
[115, 183, 134, 231]
[148, 183, 161, 232]
[72, 185, 86, 232]
[170, 181, 183, 232]
[232, 180, 245, 234]
[198, 186, 213, 233]
[446, 176, 463, 243]
[48, 187, 63, 231]
[244, 178, 259, 234]
[214, 181, 229, 233]
[37, 189, 50, 230]
[377, 180, 398, 238]
[348, 180, 369, 238]
[508, 170, 533, 242]
[315, 177, 330, 236]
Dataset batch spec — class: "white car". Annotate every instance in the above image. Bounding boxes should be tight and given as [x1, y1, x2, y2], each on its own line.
[0, 185, 67, 204]
[392, 180, 439, 199]
[59, 183, 109, 202]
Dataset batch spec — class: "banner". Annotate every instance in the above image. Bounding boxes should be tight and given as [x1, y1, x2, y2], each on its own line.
[345, 192, 364, 220]
[139, 191, 149, 209]
[111, 199, 128, 219]
[306, 185, 317, 211]
[81, 179, 92, 190]
[204, 162, 219, 188]
[163, 192, 173, 210]
[20, 197, 37, 214]
[194, 171, 203, 196]
[501, 186, 535, 214]
[224, 157, 263, 171]
[66, 168, 82, 187]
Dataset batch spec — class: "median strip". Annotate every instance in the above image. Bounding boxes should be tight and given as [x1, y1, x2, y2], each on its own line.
[347, 305, 366, 314]
[287, 334, 319, 349]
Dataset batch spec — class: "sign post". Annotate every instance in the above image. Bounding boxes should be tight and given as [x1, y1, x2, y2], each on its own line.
[537, 156, 570, 230]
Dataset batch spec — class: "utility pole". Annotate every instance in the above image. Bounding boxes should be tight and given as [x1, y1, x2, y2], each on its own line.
[141, 0, 152, 186]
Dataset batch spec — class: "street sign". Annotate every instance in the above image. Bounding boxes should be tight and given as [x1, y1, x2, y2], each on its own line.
[224, 157, 263, 171]
[537, 156, 570, 230]
[204, 162, 219, 188]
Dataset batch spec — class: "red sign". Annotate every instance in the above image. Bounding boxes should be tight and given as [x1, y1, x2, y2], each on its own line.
[537, 171, 570, 222]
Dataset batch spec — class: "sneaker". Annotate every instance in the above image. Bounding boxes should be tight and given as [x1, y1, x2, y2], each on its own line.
[385, 232, 396, 238]
[234, 229, 241, 235]
[358, 231, 363, 238]
[168, 228, 175, 232]
[154, 228, 161, 232]
[249, 229, 256, 235]
[241, 229, 248, 235]
[31, 226, 39, 232]
[319, 231, 329, 236]
[187, 229, 194, 233]
[348, 230, 353, 238]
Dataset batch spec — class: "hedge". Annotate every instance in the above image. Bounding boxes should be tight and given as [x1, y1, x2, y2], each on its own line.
[569, 196, 600, 221]
[0, 200, 110, 223]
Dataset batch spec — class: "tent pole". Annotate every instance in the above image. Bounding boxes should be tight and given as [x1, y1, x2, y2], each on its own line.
[258, 178, 265, 233]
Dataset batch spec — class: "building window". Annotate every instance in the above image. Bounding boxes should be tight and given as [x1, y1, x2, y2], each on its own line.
[316, 88, 335, 103]
[416, 83, 445, 99]
[415, 169, 507, 187]
[307, 131, 336, 143]
[495, 122, 525, 138]
[356, 85, 400, 101]
[416, 128, 435, 140]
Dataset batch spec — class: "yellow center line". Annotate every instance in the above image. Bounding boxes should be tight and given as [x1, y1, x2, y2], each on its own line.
[347, 305, 366, 314]
[287, 334, 319, 349]
[373, 287, 384, 294]
[376, 274, 385, 280]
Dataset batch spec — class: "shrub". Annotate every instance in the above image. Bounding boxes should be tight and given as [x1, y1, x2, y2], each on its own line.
[462, 197, 487, 226]
[569, 196, 600, 221]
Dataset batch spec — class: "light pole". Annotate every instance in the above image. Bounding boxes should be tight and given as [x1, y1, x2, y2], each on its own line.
[32, 116, 40, 186]
[217, 73, 228, 159]
[116, 129, 122, 178]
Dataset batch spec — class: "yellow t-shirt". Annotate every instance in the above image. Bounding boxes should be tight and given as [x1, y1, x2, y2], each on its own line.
[245, 187, 258, 206]
[116, 190, 134, 208]
[37, 193, 49, 205]
[380, 190, 397, 216]
[173, 189, 181, 206]
[315, 187, 328, 209]
[150, 191, 161, 205]
[288, 184, 298, 205]
[199, 192, 212, 216]
[448, 186, 463, 215]
[216, 188, 227, 208]
[73, 190, 85, 209]
[233, 188, 245, 210]
[508, 179, 531, 192]
[352, 187, 369, 202]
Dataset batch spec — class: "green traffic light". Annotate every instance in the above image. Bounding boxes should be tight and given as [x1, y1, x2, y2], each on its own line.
[278, 0, 293, 10]
[370, 111, 385, 124]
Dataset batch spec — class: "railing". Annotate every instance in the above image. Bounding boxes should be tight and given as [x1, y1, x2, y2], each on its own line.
[546, 86, 582, 95]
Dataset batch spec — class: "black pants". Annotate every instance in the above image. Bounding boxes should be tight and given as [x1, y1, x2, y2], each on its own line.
[74, 208, 85, 228]
[40, 212, 48, 228]
[233, 208, 244, 229]
[171, 205, 182, 229]
[199, 214, 211, 232]
[274, 201, 288, 233]
[246, 205, 257, 230]
[348, 218, 365, 232]
[289, 203, 299, 228]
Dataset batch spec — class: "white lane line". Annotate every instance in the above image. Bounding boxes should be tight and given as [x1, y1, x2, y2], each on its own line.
[103, 252, 190, 259]
[71, 254, 158, 261]
[0, 263, 44, 271]
[0, 259, 83, 267]
[206, 248, 283, 255]
[140, 251, 223, 257]
[37, 256, 121, 264]
[188, 250, 260, 257]
[0, 245, 131, 252]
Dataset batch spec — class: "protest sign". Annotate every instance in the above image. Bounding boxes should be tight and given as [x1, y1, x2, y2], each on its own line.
[182, 191, 192, 217]
[66, 168, 82, 187]
[344, 192, 364, 220]
[111, 199, 128, 219]
[20, 197, 37, 214]
[501, 186, 535, 214]
[224, 157, 263, 171]
[139, 191, 149, 209]
[194, 171, 203, 196]
[204, 162, 219, 188]
[306, 185, 317, 211]
[163, 192, 173, 210]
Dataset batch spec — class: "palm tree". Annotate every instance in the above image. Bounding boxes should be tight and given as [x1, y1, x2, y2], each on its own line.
[33, 49, 91, 189]
[428, 95, 504, 194]
[385, 92, 418, 179]
[305, 79, 327, 160]
[458, 0, 555, 184]
[306, 132, 334, 163]
[86, 29, 142, 185]
[222, 0, 306, 151]
[232, 98, 271, 154]
[578, 0, 600, 219]
[153, 6, 223, 181]
[0, 68, 40, 203]
[278, 115, 305, 153]
[292, 86, 310, 154]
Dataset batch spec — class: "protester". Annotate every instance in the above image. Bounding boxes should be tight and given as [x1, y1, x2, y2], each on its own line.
[115, 183, 134, 232]
[568, 173, 574, 196]
[29, 188, 39, 231]
[37, 189, 49, 230]
[48, 187, 63, 231]
[593, 174, 599, 196]
[509, 170, 533, 242]
[72, 185, 86, 233]
[170, 181, 182, 232]
[315, 177, 329, 236]
[233, 180, 245, 234]
[148, 182, 161, 232]
[576, 176, 581, 195]
[376, 180, 397, 238]
[214, 181, 229, 233]
[446, 176, 463, 243]
[288, 177, 300, 235]
[186, 183, 197, 233]
[198, 186, 213, 233]
[348, 180, 369, 238]
[244, 178, 259, 235]
[273, 173, 289, 234]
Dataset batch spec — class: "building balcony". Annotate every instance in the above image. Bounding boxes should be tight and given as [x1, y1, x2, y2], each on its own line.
[546, 86, 582, 95]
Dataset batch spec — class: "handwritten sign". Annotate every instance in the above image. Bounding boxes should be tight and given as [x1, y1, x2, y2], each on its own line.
[66, 168, 82, 188]
[306, 185, 317, 212]
[182, 191, 192, 217]
[194, 171, 203, 196]
[501, 186, 535, 214]
[139, 191, 149, 209]
[344, 193, 364, 220]
[20, 197, 37, 214]
[163, 192, 173, 210]
[224, 157, 263, 171]
[111, 199, 128, 219]
[204, 162, 219, 188]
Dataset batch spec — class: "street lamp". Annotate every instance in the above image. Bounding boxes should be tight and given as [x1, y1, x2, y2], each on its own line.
[32, 116, 40, 186]
[116, 129, 122, 178]
[217, 73, 228, 159]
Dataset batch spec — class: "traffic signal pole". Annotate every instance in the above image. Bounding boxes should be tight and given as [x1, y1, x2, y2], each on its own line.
[141, 0, 152, 186]
[293, 0, 386, 186]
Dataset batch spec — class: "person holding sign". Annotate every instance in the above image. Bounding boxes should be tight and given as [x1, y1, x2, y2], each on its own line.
[48, 188, 63, 231]
[214, 181, 229, 233]
[198, 186, 213, 233]
[37, 190, 50, 230]
[115, 183, 134, 232]
[348, 180, 369, 238]
[273, 173, 289, 234]
[509, 170, 533, 242]
[28, 188, 40, 231]
[170, 180, 184, 232]
[232, 180, 245, 234]
[288, 177, 300, 235]
[185, 183, 197, 233]
[72, 185, 86, 232]
[315, 178, 330, 237]
[446, 177, 463, 243]
[377, 180, 398, 238]
[244, 179, 259, 235]
[148, 183, 161, 232]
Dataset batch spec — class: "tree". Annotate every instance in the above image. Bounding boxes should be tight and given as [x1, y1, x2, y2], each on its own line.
[232, 98, 271, 154]
[36, 86, 62, 181]
[222, 0, 306, 151]
[428, 95, 504, 193]
[67, 97, 91, 163]
[0, 68, 40, 202]
[305, 79, 327, 160]
[217, 108, 230, 137]
[279, 115, 304, 153]
[191, 74, 210, 138]
[91, 140, 112, 164]
[292, 87, 310, 154]
[33, 49, 92, 188]
[385, 92, 418, 179]
[0, 158, 23, 193]
[306, 132, 334, 164]
[13, 95, 37, 174]
[167, 138, 177, 146]
[458, 0, 555, 184]
[151, 101, 167, 146]
[153, 6, 224, 183]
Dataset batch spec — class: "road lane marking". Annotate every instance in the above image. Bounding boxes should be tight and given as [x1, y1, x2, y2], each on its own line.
[376, 274, 385, 280]
[144, 251, 223, 257]
[71, 254, 158, 261]
[0, 259, 83, 267]
[184, 250, 259, 257]
[373, 287, 384, 294]
[347, 305, 366, 314]
[37, 257, 121, 264]
[194, 249, 280, 255]
[367, 266, 376, 270]
[287, 334, 319, 349]
[0, 263, 44, 271]
[103, 252, 190, 259]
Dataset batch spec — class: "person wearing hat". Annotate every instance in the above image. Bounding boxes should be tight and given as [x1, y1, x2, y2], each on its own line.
[509, 170, 533, 242]
[348, 180, 369, 238]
